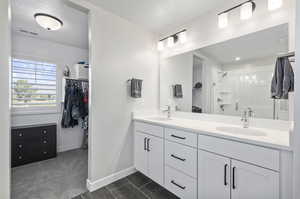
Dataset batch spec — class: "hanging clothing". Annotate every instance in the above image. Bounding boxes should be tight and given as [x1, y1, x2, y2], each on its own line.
[271, 57, 294, 99]
[61, 79, 89, 128]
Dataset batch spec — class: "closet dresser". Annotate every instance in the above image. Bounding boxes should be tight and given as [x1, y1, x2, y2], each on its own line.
[11, 123, 57, 167]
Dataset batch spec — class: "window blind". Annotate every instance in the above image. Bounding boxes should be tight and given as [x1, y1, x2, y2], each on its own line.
[12, 58, 57, 107]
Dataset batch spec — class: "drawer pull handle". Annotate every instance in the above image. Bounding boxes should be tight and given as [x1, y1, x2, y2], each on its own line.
[18, 133, 23, 137]
[43, 151, 48, 155]
[43, 130, 47, 134]
[18, 156, 22, 160]
[232, 167, 236, 189]
[144, 138, 147, 151]
[171, 134, 186, 140]
[43, 140, 48, 144]
[224, 164, 228, 186]
[18, 144, 23, 148]
[146, 138, 150, 152]
[171, 180, 186, 190]
[171, 154, 186, 162]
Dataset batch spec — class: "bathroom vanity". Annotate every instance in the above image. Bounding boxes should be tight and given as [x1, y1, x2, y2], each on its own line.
[133, 115, 293, 199]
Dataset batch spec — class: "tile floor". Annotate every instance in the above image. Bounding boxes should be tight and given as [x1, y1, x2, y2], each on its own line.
[74, 172, 179, 199]
[11, 149, 88, 199]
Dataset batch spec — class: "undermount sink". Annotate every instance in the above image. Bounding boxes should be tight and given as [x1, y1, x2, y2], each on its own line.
[147, 116, 172, 121]
[216, 126, 267, 137]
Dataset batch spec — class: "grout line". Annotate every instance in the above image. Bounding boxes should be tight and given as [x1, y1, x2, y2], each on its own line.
[104, 187, 117, 199]
[138, 180, 152, 189]
[127, 179, 151, 199]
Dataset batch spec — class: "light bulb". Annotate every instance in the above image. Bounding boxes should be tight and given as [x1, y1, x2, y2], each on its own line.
[157, 41, 164, 51]
[240, 2, 253, 20]
[167, 37, 175, 47]
[178, 31, 187, 43]
[268, 0, 282, 11]
[218, 12, 228, 28]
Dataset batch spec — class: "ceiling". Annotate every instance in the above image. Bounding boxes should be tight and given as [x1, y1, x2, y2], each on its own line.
[12, 0, 89, 49]
[86, 0, 227, 34]
[198, 24, 289, 65]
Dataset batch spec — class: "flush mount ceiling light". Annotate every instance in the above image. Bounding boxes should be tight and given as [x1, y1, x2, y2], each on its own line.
[34, 13, 63, 31]
[268, 0, 282, 11]
[235, 57, 241, 61]
[217, 0, 256, 28]
[157, 29, 187, 51]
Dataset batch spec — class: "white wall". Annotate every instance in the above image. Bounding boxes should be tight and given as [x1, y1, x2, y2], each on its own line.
[12, 34, 89, 152]
[0, 0, 11, 198]
[160, 0, 295, 58]
[160, 52, 193, 112]
[68, 1, 160, 186]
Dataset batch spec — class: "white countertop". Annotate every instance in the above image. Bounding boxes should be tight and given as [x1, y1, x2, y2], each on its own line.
[133, 115, 292, 151]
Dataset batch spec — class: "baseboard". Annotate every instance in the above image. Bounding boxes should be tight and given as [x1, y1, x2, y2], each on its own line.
[86, 167, 136, 192]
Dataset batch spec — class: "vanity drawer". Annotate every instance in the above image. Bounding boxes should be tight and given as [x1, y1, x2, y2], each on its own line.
[198, 134, 280, 171]
[165, 165, 197, 199]
[134, 122, 164, 138]
[165, 140, 197, 178]
[165, 128, 197, 147]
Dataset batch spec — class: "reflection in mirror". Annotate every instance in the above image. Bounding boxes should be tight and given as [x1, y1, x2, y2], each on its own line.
[160, 24, 291, 120]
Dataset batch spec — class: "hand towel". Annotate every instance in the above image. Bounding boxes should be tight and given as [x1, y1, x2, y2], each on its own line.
[174, 84, 183, 98]
[271, 57, 294, 99]
[131, 79, 143, 98]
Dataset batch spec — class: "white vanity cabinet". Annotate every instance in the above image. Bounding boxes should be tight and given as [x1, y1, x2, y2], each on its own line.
[134, 123, 164, 185]
[198, 150, 279, 199]
[134, 120, 292, 199]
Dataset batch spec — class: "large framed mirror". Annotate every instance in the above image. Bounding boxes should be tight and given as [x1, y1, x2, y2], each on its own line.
[160, 24, 292, 120]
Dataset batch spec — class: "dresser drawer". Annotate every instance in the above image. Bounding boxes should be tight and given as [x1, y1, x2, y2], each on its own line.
[11, 124, 57, 167]
[165, 128, 197, 147]
[198, 134, 280, 171]
[165, 140, 197, 178]
[134, 122, 164, 138]
[165, 166, 197, 199]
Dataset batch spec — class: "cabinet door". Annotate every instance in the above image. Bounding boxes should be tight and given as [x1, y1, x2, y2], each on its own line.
[231, 160, 279, 199]
[198, 150, 231, 199]
[134, 132, 148, 175]
[148, 135, 164, 185]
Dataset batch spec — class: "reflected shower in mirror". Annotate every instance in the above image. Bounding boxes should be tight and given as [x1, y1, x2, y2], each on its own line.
[160, 24, 292, 120]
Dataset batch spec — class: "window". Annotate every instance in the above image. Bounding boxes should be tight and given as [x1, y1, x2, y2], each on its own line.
[12, 58, 57, 109]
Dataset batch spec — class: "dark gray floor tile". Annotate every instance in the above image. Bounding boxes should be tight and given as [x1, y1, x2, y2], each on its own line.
[80, 192, 93, 199]
[110, 183, 148, 199]
[127, 172, 152, 188]
[73, 196, 82, 199]
[90, 187, 115, 199]
[141, 181, 179, 199]
[106, 178, 130, 191]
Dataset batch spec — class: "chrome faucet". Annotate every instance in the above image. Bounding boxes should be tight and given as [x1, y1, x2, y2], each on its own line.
[163, 105, 171, 119]
[241, 107, 254, 128]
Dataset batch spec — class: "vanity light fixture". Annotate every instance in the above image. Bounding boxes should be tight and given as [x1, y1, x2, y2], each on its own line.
[217, 0, 256, 28]
[157, 41, 164, 51]
[218, 12, 228, 28]
[178, 31, 187, 44]
[240, 1, 255, 20]
[157, 29, 187, 51]
[268, 0, 282, 11]
[34, 13, 63, 31]
[167, 36, 175, 48]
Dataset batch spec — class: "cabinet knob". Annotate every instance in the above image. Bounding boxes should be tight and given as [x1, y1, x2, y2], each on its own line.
[43, 140, 47, 144]
[43, 151, 48, 155]
[18, 144, 23, 149]
[42, 130, 47, 134]
[18, 156, 22, 160]
[18, 133, 23, 137]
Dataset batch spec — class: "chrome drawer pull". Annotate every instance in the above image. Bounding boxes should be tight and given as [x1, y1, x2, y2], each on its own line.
[18, 144, 23, 149]
[43, 140, 47, 144]
[42, 130, 47, 134]
[171, 154, 186, 162]
[18, 156, 22, 160]
[43, 151, 48, 155]
[171, 180, 186, 190]
[18, 133, 23, 137]
[171, 134, 186, 140]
